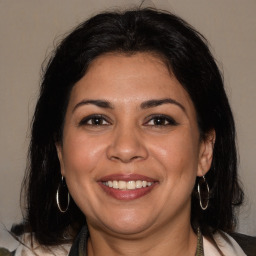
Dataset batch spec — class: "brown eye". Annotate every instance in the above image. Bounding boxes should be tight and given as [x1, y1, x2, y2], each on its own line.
[145, 115, 178, 126]
[152, 117, 169, 125]
[79, 115, 110, 126]
[88, 117, 107, 125]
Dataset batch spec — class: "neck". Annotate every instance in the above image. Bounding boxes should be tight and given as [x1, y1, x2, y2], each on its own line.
[87, 218, 197, 256]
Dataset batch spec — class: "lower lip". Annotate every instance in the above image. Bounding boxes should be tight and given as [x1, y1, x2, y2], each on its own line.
[99, 182, 157, 200]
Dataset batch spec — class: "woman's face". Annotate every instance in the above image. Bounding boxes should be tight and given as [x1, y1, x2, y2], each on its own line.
[57, 53, 213, 237]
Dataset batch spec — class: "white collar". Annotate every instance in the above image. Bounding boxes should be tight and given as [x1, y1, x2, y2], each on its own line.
[204, 232, 246, 256]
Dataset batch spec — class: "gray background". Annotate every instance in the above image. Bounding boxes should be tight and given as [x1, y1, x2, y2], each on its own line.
[1, 0, 255, 248]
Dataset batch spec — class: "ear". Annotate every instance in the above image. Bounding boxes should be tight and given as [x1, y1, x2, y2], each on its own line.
[55, 142, 65, 176]
[197, 129, 215, 177]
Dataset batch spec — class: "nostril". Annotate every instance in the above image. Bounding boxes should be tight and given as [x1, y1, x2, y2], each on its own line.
[130, 155, 142, 161]
[110, 155, 143, 163]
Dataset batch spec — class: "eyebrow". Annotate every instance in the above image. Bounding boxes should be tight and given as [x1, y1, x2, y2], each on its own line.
[72, 98, 186, 114]
[72, 99, 114, 113]
[140, 98, 186, 113]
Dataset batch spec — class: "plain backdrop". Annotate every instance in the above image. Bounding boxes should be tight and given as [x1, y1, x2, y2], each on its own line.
[0, 0, 255, 248]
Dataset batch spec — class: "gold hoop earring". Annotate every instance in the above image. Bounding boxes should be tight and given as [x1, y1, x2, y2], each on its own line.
[56, 176, 70, 213]
[197, 175, 209, 210]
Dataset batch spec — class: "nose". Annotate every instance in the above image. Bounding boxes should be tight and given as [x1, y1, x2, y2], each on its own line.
[106, 125, 148, 163]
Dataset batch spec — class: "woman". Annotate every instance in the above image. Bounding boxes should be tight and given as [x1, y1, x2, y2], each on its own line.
[4, 7, 255, 256]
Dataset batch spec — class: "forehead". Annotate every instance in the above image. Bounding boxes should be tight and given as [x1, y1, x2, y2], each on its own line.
[69, 52, 195, 112]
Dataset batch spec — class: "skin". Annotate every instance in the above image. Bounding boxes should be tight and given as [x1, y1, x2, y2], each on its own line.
[56, 52, 214, 256]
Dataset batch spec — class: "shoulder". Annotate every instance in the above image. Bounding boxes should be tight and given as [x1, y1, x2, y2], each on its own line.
[229, 232, 256, 256]
[204, 231, 248, 256]
[12, 233, 72, 256]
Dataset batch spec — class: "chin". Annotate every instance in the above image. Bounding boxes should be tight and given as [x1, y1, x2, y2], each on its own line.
[104, 221, 153, 237]
[90, 209, 156, 237]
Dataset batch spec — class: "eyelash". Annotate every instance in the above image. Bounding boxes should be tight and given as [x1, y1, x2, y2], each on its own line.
[79, 114, 111, 126]
[144, 114, 178, 127]
[78, 114, 178, 127]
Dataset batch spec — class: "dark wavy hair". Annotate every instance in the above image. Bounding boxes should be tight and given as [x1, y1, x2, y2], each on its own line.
[15, 8, 244, 246]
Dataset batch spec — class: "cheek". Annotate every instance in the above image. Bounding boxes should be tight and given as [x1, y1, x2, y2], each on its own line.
[149, 129, 200, 180]
[60, 132, 107, 214]
[61, 131, 107, 192]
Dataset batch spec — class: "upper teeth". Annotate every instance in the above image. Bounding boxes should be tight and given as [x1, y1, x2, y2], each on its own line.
[103, 180, 153, 190]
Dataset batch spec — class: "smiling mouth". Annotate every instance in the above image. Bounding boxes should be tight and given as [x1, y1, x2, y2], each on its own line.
[99, 174, 158, 200]
[102, 180, 154, 190]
